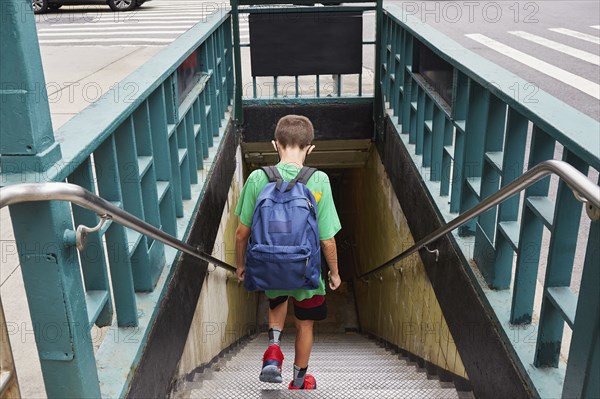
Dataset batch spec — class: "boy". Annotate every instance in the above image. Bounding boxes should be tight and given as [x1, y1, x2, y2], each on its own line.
[234, 114, 342, 390]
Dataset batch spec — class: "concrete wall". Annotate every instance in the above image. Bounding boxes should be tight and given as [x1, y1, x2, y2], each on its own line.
[345, 149, 468, 379]
[177, 147, 259, 377]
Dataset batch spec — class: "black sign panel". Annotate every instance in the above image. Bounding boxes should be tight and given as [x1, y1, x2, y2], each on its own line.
[249, 11, 363, 77]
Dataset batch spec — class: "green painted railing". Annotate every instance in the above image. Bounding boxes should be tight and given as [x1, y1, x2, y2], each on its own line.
[0, 7, 233, 398]
[379, 5, 599, 398]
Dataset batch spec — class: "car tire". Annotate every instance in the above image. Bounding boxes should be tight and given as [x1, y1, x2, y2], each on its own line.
[32, 0, 48, 14]
[108, 0, 136, 11]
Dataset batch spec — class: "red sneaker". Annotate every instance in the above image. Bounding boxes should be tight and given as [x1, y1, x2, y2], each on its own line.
[288, 374, 317, 390]
[259, 344, 284, 383]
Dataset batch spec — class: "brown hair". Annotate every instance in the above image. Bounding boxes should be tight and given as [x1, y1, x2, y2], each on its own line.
[274, 115, 314, 149]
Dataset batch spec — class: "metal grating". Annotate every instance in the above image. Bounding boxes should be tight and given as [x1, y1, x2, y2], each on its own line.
[173, 333, 464, 399]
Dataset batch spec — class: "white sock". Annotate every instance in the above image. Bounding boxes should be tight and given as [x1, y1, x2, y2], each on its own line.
[268, 328, 282, 346]
[293, 364, 308, 388]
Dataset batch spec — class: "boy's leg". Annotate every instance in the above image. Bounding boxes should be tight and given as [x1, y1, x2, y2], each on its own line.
[260, 296, 288, 383]
[268, 297, 288, 334]
[294, 319, 314, 368]
[289, 296, 327, 389]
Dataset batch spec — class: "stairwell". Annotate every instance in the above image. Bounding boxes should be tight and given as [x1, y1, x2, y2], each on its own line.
[171, 332, 473, 398]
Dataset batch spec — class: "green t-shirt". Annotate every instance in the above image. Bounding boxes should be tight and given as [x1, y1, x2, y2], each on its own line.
[234, 162, 342, 301]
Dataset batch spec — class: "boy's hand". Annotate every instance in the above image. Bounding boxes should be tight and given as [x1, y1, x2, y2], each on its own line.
[236, 265, 246, 282]
[328, 271, 341, 290]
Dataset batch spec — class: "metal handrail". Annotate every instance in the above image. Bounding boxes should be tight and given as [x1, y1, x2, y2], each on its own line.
[359, 159, 600, 279]
[0, 182, 237, 273]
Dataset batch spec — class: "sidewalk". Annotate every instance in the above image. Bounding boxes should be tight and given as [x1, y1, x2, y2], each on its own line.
[0, 44, 162, 399]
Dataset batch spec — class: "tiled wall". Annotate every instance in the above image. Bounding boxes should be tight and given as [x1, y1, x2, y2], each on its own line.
[346, 149, 467, 379]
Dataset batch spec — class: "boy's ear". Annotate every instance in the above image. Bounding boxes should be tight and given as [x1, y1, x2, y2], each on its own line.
[306, 144, 316, 155]
[271, 140, 278, 152]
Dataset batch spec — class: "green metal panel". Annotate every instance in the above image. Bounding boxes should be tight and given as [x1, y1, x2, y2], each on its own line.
[479, 94, 506, 240]
[498, 108, 529, 221]
[430, 108, 445, 182]
[534, 151, 588, 367]
[224, 16, 235, 104]
[459, 82, 489, 236]
[563, 215, 600, 398]
[422, 96, 434, 168]
[94, 137, 138, 327]
[67, 160, 113, 327]
[192, 98, 205, 170]
[415, 87, 425, 154]
[0, 0, 61, 172]
[184, 111, 199, 183]
[373, 0, 384, 140]
[177, 124, 193, 200]
[148, 86, 178, 238]
[9, 201, 100, 398]
[511, 127, 555, 324]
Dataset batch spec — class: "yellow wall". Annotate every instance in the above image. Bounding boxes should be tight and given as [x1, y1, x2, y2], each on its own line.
[347, 149, 468, 379]
[177, 148, 258, 376]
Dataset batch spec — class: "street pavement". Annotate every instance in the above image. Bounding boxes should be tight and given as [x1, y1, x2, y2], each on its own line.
[34, 0, 235, 46]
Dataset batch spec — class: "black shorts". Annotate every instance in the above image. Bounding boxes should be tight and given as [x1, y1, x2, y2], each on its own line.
[268, 295, 327, 321]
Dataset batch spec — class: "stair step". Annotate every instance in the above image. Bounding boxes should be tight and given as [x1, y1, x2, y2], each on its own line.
[207, 371, 430, 383]
[200, 378, 448, 390]
[189, 388, 460, 398]
[214, 365, 417, 373]
[173, 333, 464, 399]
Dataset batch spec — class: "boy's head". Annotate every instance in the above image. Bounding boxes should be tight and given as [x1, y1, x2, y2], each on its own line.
[274, 115, 314, 149]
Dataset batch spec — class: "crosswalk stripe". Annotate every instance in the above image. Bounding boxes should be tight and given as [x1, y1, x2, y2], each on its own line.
[549, 28, 600, 45]
[49, 21, 198, 27]
[38, 38, 175, 44]
[509, 31, 600, 66]
[465, 33, 600, 100]
[39, 26, 192, 32]
[38, 31, 186, 37]
[591, 25, 600, 30]
[101, 15, 204, 20]
[115, 10, 213, 15]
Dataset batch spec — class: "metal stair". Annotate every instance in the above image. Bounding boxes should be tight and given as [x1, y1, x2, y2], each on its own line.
[172, 333, 471, 399]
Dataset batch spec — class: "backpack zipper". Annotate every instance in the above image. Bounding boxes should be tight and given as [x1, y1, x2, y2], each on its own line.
[305, 197, 314, 210]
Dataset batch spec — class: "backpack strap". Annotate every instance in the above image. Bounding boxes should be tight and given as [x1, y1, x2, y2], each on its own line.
[261, 166, 284, 191]
[285, 166, 317, 192]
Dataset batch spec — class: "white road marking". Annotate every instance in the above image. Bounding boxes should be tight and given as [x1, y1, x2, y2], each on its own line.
[549, 28, 600, 45]
[591, 25, 600, 30]
[38, 38, 175, 44]
[38, 31, 186, 37]
[49, 21, 199, 27]
[465, 33, 600, 100]
[39, 26, 192, 32]
[509, 30, 600, 66]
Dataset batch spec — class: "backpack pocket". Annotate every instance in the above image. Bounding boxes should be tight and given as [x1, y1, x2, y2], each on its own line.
[245, 244, 319, 291]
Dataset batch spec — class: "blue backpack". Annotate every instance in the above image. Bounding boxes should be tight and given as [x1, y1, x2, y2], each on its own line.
[244, 166, 321, 292]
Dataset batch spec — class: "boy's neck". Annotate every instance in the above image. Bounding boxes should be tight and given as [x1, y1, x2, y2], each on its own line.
[278, 147, 306, 168]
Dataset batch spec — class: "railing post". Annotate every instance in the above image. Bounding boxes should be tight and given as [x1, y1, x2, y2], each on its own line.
[8, 202, 101, 398]
[0, 0, 61, 174]
[231, 0, 244, 125]
[373, 0, 385, 141]
[563, 214, 599, 398]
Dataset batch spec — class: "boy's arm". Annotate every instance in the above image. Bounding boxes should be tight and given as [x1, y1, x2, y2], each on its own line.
[235, 224, 251, 281]
[321, 237, 341, 290]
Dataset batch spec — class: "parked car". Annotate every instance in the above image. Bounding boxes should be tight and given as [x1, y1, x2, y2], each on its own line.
[32, 0, 148, 14]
